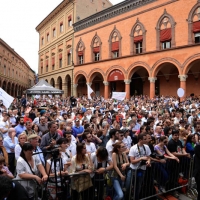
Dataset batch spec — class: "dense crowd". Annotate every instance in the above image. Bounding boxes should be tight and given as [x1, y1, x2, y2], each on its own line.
[0, 94, 200, 200]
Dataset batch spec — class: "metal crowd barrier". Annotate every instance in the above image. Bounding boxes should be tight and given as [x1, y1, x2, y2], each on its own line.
[127, 157, 196, 200]
[13, 178, 38, 200]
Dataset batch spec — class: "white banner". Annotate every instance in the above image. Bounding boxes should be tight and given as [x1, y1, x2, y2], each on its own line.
[87, 84, 94, 100]
[112, 92, 126, 101]
[0, 87, 14, 108]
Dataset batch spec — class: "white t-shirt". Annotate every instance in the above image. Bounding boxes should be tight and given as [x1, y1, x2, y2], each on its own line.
[0, 121, 9, 138]
[106, 139, 115, 160]
[16, 155, 41, 198]
[129, 144, 151, 170]
[14, 144, 22, 161]
[67, 142, 77, 156]
[86, 142, 96, 153]
[123, 136, 132, 149]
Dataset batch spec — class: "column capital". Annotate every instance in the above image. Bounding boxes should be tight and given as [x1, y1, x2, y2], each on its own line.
[73, 84, 78, 88]
[86, 82, 92, 86]
[103, 81, 109, 86]
[148, 77, 157, 83]
[178, 75, 188, 82]
[124, 79, 131, 84]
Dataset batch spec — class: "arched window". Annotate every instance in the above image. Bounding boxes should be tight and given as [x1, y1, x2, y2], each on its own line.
[130, 20, 146, 55]
[76, 39, 85, 65]
[188, 4, 200, 44]
[156, 11, 176, 50]
[108, 27, 122, 59]
[91, 34, 102, 62]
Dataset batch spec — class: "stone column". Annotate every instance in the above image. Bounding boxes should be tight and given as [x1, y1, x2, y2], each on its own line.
[103, 81, 109, 99]
[55, 83, 59, 89]
[178, 75, 188, 100]
[73, 84, 78, 97]
[124, 79, 131, 99]
[148, 77, 157, 99]
[62, 82, 67, 97]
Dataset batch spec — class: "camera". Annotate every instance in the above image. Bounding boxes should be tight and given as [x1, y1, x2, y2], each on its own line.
[140, 160, 147, 166]
[46, 146, 60, 159]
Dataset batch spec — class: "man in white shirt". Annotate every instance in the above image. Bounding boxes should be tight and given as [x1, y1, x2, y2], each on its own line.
[0, 113, 10, 138]
[127, 133, 151, 200]
[106, 129, 119, 160]
[65, 132, 77, 156]
[82, 132, 96, 153]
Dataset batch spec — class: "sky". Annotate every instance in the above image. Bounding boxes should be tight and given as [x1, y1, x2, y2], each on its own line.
[0, 0, 123, 74]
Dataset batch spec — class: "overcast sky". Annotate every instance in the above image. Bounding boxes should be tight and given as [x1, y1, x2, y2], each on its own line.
[0, 0, 123, 73]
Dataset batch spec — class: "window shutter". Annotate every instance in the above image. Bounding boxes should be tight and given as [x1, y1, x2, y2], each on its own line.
[59, 54, 62, 59]
[193, 21, 200, 33]
[68, 15, 72, 21]
[78, 51, 83, 56]
[52, 57, 55, 65]
[46, 60, 48, 66]
[160, 28, 171, 42]
[93, 46, 100, 53]
[134, 35, 143, 43]
[111, 41, 119, 51]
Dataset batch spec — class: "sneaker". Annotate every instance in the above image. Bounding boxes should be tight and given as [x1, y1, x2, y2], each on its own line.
[159, 187, 166, 193]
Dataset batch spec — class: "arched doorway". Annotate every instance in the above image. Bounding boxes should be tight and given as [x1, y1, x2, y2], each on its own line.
[2, 81, 7, 91]
[11, 83, 15, 97]
[7, 82, 11, 95]
[185, 59, 200, 96]
[89, 72, 104, 97]
[15, 85, 18, 97]
[107, 69, 125, 94]
[57, 77, 62, 90]
[77, 75, 87, 97]
[50, 78, 55, 87]
[153, 62, 180, 96]
[65, 75, 71, 97]
[45, 79, 48, 83]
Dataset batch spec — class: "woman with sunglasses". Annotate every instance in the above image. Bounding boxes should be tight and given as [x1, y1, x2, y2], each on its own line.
[16, 143, 48, 199]
[15, 132, 27, 161]
[111, 142, 129, 200]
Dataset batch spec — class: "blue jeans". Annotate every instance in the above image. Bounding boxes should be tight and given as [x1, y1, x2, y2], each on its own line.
[111, 177, 124, 200]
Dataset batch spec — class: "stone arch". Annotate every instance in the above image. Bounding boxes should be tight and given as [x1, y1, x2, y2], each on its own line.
[2, 80, 7, 91]
[65, 74, 72, 97]
[88, 68, 105, 82]
[127, 61, 151, 79]
[7, 82, 11, 95]
[74, 71, 88, 84]
[105, 65, 126, 81]
[76, 38, 85, 65]
[91, 33, 102, 61]
[130, 19, 147, 54]
[50, 78, 55, 87]
[108, 26, 122, 58]
[151, 57, 182, 77]
[156, 9, 176, 50]
[187, 3, 200, 44]
[57, 76, 62, 90]
[45, 79, 48, 83]
[183, 53, 200, 74]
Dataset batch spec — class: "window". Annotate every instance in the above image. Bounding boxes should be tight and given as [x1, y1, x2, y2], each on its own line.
[47, 33, 49, 42]
[52, 57, 55, 70]
[8, 68, 10, 77]
[4, 66, 6, 75]
[68, 15, 72, 27]
[12, 69, 14, 77]
[59, 58, 62, 68]
[46, 65, 48, 72]
[41, 67, 43, 74]
[41, 37, 44, 45]
[67, 52, 71, 65]
[79, 55, 83, 64]
[162, 41, 171, 49]
[53, 28, 56, 37]
[0, 57, 1, 66]
[94, 53, 100, 61]
[195, 32, 200, 43]
[60, 22, 63, 33]
[135, 42, 143, 54]
[112, 51, 119, 58]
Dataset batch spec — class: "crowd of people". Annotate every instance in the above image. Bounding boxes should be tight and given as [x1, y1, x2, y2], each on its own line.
[0, 94, 200, 200]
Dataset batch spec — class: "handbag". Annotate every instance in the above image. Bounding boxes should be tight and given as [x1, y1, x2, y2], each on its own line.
[73, 174, 93, 192]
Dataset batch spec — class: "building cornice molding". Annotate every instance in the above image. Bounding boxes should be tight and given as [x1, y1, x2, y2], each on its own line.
[73, 0, 156, 32]
[36, 0, 71, 32]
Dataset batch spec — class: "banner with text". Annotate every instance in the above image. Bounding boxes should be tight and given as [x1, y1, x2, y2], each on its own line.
[112, 92, 126, 101]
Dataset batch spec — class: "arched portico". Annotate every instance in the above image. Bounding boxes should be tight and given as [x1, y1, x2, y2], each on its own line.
[50, 78, 55, 87]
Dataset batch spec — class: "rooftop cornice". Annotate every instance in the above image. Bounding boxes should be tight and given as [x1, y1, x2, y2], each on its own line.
[36, 0, 72, 32]
[73, 0, 156, 32]
[0, 38, 33, 71]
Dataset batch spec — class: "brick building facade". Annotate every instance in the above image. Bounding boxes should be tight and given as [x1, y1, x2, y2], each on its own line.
[0, 38, 35, 97]
[36, 0, 112, 97]
[73, 0, 200, 99]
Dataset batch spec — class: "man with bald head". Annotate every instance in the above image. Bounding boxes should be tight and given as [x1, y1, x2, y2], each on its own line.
[3, 128, 18, 174]
[154, 125, 163, 143]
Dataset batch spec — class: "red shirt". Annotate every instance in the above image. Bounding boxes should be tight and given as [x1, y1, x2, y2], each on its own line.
[24, 116, 33, 123]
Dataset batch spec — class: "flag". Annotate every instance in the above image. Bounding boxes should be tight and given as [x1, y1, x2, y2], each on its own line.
[0, 87, 14, 108]
[87, 84, 94, 99]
